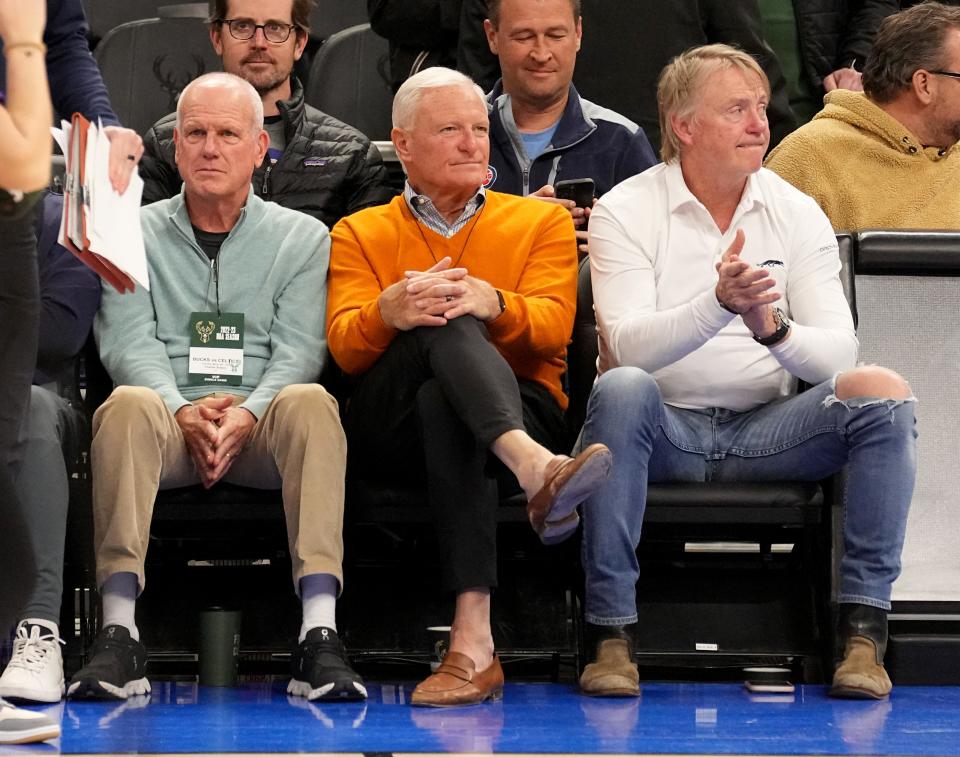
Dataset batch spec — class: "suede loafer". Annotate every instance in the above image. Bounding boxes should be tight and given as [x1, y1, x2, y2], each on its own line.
[527, 443, 613, 545]
[410, 652, 504, 707]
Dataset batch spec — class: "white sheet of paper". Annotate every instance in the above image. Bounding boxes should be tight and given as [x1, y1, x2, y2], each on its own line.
[89, 119, 150, 291]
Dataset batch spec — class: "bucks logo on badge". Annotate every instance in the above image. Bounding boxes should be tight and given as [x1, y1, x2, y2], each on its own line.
[195, 320, 216, 344]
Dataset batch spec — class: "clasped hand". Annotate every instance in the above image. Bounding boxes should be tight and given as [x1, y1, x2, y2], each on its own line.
[175, 397, 256, 488]
[378, 256, 501, 330]
[715, 229, 780, 337]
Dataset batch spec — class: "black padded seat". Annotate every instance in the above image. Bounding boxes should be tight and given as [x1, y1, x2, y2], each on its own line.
[346, 479, 528, 525]
[153, 483, 282, 522]
[644, 482, 824, 525]
[93, 11, 222, 136]
[303, 23, 393, 140]
[308, 0, 370, 40]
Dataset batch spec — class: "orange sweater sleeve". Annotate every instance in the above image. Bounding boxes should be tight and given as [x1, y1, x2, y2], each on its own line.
[485, 201, 577, 363]
[326, 206, 400, 376]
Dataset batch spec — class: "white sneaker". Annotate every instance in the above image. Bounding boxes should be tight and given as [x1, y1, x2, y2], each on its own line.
[0, 620, 65, 703]
[0, 697, 60, 744]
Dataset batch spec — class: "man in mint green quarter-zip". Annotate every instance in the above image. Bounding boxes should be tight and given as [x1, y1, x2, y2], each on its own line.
[70, 72, 366, 705]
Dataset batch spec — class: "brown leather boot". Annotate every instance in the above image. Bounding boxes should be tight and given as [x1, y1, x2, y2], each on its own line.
[830, 603, 892, 699]
[579, 625, 640, 697]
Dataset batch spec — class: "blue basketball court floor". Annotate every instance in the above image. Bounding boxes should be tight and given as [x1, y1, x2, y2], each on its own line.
[4, 679, 960, 755]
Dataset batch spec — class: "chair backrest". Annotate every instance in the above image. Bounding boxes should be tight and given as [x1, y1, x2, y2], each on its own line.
[566, 236, 858, 441]
[853, 230, 960, 604]
[304, 23, 393, 140]
[83, 0, 165, 43]
[94, 14, 221, 137]
[308, 0, 369, 40]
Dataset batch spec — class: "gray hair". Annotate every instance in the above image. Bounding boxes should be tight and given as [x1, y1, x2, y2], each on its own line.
[392, 67, 486, 130]
[176, 72, 265, 135]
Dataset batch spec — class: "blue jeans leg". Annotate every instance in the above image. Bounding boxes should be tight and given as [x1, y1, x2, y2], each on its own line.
[580, 371, 917, 624]
[579, 368, 705, 625]
[714, 378, 917, 610]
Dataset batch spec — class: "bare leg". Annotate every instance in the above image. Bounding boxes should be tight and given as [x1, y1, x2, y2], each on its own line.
[448, 588, 495, 673]
[490, 429, 555, 501]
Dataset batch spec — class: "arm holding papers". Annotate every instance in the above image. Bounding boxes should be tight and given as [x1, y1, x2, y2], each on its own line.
[54, 115, 149, 293]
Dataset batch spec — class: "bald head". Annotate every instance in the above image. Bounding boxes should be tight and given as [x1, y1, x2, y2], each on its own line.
[176, 72, 264, 136]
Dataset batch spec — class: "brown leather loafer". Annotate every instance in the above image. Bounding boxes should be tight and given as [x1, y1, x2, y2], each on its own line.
[410, 652, 504, 707]
[527, 443, 612, 545]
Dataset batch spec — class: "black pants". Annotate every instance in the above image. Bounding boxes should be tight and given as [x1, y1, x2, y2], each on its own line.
[344, 316, 566, 592]
[0, 210, 40, 630]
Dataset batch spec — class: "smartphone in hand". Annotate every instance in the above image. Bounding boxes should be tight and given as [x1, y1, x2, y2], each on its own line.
[554, 178, 595, 209]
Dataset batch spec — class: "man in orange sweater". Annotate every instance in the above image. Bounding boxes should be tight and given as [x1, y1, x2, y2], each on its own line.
[328, 66, 611, 707]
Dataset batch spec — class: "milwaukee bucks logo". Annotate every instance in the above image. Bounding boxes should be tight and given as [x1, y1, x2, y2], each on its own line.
[195, 320, 216, 344]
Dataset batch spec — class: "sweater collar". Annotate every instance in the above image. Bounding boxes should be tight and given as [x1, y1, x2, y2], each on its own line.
[818, 90, 956, 161]
[487, 80, 594, 151]
[167, 186, 261, 244]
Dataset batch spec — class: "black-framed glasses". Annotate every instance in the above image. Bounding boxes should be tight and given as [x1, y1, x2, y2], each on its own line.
[930, 70, 960, 81]
[218, 18, 298, 43]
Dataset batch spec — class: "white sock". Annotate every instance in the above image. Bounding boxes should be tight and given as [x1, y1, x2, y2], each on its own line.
[299, 573, 338, 642]
[100, 572, 140, 641]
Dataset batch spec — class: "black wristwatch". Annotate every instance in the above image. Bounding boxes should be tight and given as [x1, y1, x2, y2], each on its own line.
[495, 289, 506, 315]
[753, 307, 790, 346]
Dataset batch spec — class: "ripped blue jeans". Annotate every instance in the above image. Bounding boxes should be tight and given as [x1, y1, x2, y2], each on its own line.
[579, 367, 917, 626]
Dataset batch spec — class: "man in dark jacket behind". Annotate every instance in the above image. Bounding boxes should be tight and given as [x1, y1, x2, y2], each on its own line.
[140, 0, 393, 229]
[483, 0, 657, 256]
[459, 0, 797, 154]
[758, 0, 898, 123]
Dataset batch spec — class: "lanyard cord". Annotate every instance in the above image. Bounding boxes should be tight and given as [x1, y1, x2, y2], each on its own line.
[213, 253, 222, 316]
[413, 202, 486, 269]
[206, 252, 222, 316]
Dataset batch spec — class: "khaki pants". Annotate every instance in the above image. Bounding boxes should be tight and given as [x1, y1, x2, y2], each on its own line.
[91, 383, 346, 595]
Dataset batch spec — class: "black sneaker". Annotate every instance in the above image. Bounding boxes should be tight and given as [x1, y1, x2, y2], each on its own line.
[287, 627, 366, 701]
[67, 625, 150, 700]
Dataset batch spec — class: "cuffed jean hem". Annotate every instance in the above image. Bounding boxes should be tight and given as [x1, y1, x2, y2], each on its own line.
[837, 593, 892, 612]
[585, 613, 639, 626]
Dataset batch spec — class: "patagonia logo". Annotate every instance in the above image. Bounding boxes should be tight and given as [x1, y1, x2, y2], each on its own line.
[483, 164, 497, 188]
[302, 157, 328, 168]
[758, 259, 785, 268]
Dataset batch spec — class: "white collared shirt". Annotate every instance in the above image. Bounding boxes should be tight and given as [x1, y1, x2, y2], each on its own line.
[589, 162, 857, 411]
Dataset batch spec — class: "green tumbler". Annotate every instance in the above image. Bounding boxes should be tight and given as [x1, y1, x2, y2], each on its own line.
[199, 607, 241, 686]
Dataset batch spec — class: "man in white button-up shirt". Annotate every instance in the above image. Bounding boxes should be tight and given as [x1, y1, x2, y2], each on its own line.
[577, 44, 917, 701]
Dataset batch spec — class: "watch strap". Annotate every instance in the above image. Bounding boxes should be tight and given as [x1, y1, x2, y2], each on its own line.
[753, 308, 790, 346]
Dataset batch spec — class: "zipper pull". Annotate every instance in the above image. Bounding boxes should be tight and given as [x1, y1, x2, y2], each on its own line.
[261, 163, 274, 195]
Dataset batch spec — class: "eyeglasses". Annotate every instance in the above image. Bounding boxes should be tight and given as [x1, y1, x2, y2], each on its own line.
[930, 70, 960, 81]
[219, 18, 298, 44]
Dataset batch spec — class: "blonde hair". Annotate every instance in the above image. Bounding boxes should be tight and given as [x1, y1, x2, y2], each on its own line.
[657, 44, 769, 163]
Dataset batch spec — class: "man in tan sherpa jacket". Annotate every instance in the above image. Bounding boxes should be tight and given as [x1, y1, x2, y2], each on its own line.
[766, 2, 960, 232]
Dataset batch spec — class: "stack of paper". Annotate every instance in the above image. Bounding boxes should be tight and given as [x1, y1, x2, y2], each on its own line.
[52, 114, 150, 293]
